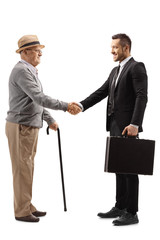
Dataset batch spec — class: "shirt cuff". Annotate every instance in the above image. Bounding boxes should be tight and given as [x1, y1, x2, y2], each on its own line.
[78, 103, 84, 111]
[130, 124, 139, 129]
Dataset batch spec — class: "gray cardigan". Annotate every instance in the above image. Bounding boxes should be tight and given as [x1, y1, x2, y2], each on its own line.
[6, 61, 68, 128]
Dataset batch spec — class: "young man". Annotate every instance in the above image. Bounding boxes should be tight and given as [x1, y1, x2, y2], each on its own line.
[77, 33, 148, 225]
[6, 35, 81, 222]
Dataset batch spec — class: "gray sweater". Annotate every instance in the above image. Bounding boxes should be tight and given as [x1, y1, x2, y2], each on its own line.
[6, 61, 68, 128]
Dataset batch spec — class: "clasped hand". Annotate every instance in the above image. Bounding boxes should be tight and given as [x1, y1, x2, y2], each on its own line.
[67, 102, 82, 115]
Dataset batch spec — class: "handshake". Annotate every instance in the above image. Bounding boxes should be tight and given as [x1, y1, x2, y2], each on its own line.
[49, 102, 82, 131]
[67, 102, 82, 115]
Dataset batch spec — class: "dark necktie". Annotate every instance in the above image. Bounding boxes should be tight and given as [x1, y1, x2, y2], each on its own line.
[108, 65, 120, 116]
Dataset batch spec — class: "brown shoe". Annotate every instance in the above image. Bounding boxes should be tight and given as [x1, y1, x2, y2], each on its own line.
[32, 210, 47, 217]
[15, 214, 40, 222]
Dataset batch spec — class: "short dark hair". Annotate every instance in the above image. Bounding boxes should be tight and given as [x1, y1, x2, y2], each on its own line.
[112, 33, 132, 51]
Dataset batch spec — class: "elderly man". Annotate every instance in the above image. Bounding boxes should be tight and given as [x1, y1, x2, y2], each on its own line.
[5, 35, 81, 222]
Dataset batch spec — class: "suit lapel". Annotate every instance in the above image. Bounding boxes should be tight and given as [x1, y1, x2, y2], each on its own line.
[115, 57, 134, 89]
[109, 66, 120, 88]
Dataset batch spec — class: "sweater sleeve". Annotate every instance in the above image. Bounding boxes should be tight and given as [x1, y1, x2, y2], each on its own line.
[16, 69, 68, 112]
[43, 108, 56, 126]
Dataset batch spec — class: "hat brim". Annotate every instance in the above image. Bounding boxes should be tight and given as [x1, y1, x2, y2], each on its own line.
[16, 44, 45, 53]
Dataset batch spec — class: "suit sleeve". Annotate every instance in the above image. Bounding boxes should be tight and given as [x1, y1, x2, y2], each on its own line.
[80, 78, 110, 111]
[130, 62, 148, 126]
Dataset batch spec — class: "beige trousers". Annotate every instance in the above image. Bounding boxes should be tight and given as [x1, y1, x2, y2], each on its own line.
[5, 121, 39, 217]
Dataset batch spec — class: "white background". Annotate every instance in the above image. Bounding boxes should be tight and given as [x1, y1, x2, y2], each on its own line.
[0, 0, 159, 239]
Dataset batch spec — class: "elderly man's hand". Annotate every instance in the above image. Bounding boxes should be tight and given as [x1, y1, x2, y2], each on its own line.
[49, 122, 59, 131]
[67, 102, 82, 115]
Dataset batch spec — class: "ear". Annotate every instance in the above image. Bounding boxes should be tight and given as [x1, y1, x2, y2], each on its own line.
[22, 49, 30, 56]
[125, 44, 130, 51]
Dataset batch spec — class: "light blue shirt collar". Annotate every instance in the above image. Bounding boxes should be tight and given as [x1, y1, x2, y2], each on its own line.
[20, 59, 38, 77]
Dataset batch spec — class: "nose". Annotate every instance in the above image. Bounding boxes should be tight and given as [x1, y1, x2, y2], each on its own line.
[111, 48, 114, 54]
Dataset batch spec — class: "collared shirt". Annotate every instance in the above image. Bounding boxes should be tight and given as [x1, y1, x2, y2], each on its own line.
[20, 59, 38, 79]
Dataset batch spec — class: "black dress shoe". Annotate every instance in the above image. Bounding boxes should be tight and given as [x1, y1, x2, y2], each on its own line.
[32, 210, 47, 217]
[97, 207, 126, 218]
[15, 214, 40, 222]
[113, 212, 139, 226]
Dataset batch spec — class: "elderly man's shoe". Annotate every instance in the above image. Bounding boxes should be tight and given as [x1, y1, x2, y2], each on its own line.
[15, 214, 40, 222]
[113, 212, 139, 226]
[32, 210, 47, 217]
[97, 207, 126, 218]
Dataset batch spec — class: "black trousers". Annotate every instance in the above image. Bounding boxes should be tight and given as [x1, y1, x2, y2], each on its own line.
[110, 116, 139, 215]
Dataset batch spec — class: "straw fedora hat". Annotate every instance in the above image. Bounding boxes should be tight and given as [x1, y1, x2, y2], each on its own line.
[16, 35, 45, 53]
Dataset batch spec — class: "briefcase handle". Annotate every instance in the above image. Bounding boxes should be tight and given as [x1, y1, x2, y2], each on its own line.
[123, 131, 139, 139]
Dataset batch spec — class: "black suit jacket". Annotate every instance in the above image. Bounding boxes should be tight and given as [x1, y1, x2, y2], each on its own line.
[80, 58, 148, 132]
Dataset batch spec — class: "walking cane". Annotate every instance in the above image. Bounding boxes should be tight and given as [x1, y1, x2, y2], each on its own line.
[47, 126, 67, 211]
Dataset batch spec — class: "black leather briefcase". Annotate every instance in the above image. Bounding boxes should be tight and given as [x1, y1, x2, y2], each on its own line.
[104, 136, 155, 175]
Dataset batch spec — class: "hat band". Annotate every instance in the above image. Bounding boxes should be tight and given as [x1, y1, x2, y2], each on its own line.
[20, 41, 40, 49]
